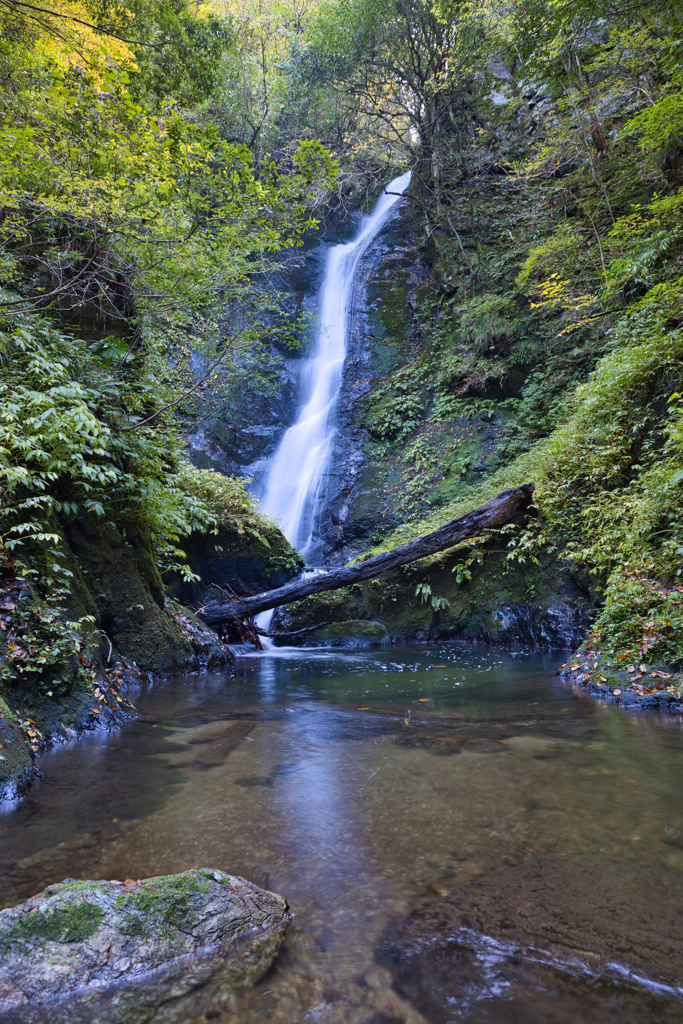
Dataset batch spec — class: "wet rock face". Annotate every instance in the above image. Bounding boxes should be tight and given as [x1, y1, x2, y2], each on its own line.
[376, 858, 683, 1023]
[275, 546, 593, 650]
[172, 520, 304, 608]
[0, 869, 289, 1023]
[187, 238, 331, 484]
[273, 619, 389, 648]
[314, 214, 428, 565]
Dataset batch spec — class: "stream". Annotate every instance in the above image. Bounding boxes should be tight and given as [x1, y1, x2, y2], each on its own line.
[2, 646, 683, 1022]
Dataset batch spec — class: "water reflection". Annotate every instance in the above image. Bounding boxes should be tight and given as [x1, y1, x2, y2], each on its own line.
[1, 646, 683, 1023]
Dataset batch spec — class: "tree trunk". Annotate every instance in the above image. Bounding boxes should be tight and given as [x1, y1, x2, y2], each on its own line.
[198, 484, 534, 628]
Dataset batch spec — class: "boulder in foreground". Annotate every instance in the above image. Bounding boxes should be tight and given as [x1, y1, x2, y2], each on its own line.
[0, 868, 288, 1021]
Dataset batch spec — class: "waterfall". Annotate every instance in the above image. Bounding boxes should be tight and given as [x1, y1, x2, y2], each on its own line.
[256, 171, 411, 640]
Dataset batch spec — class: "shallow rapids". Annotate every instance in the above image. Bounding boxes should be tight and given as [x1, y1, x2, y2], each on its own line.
[2, 647, 683, 1022]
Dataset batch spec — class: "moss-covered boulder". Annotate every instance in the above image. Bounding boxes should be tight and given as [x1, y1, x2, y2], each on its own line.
[275, 619, 389, 648]
[64, 516, 197, 673]
[275, 545, 592, 649]
[0, 869, 289, 1022]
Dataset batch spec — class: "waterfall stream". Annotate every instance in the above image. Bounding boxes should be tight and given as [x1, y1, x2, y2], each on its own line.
[255, 171, 411, 638]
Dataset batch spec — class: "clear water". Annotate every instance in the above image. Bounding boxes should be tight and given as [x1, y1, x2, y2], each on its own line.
[2, 646, 683, 1023]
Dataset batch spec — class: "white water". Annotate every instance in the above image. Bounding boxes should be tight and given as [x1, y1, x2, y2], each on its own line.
[255, 171, 411, 641]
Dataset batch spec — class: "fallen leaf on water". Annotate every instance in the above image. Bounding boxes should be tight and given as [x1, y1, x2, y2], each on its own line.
[356, 707, 369, 711]
[403, 718, 411, 726]
[613, 688, 622, 696]
[418, 698, 430, 702]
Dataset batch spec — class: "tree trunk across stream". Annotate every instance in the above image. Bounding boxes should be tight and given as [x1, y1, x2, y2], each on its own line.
[198, 484, 534, 628]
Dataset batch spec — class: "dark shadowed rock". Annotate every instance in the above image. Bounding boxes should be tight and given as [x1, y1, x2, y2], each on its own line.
[274, 619, 389, 647]
[0, 868, 289, 1023]
[173, 520, 303, 609]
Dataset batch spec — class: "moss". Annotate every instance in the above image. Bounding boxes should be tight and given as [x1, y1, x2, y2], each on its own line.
[1, 902, 104, 952]
[64, 515, 194, 671]
[0, 693, 35, 797]
[282, 619, 389, 647]
[114, 872, 211, 938]
[279, 544, 592, 647]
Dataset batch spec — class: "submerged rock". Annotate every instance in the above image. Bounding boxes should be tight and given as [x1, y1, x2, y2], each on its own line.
[376, 857, 683, 1023]
[0, 868, 289, 1023]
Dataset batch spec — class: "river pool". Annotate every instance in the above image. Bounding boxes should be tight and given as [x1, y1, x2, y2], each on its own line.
[2, 645, 683, 1023]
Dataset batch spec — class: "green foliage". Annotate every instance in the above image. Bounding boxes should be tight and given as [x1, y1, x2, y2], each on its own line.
[414, 581, 450, 612]
[516, 225, 582, 292]
[87, 0, 237, 105]
[0, 54, 336, 321]
[0, 315, 177, 549]
[363, 360, 429, 443]
[457, 294, 517, 353]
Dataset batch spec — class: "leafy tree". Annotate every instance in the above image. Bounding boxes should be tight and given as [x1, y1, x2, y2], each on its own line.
[84, 0, 237, 104]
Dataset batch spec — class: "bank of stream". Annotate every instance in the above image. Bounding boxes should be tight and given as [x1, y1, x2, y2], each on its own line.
[2, 646, 683, 1022]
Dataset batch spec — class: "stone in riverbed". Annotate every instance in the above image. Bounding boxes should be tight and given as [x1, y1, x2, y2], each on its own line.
[0, 868, 289, 1022]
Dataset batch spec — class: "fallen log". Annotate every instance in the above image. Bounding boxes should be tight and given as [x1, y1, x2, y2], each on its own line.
[198, 483, 534, 628]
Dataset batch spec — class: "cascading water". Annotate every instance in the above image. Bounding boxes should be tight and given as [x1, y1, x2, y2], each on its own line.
[255, 171, 411, 640]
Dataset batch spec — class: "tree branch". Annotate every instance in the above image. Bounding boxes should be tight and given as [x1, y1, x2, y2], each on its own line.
[0, 0, 160, 47]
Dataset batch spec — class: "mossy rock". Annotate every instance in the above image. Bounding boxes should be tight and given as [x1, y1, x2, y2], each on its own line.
[64, 516, 195, 672]
[0, 869, 289, 1023]
[0, 696, 39, 803]
[277, 545, 593, 648]
[275, 619, 389, 648]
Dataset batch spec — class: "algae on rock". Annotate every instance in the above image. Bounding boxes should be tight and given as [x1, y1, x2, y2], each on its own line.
[0, 868, 289, 1023]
